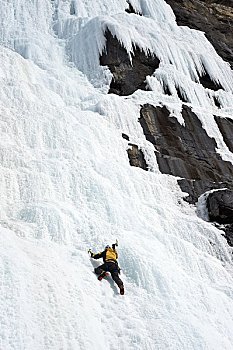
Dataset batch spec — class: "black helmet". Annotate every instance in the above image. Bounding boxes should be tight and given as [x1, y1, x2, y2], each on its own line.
[105, 245, 110, 249]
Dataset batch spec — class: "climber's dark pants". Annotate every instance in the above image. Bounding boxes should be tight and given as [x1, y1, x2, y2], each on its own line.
[95, 262, 123, 287]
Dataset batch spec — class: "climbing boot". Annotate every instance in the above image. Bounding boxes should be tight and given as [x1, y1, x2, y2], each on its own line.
[119, 284, 124, 295]
[98, 271, 108, 281]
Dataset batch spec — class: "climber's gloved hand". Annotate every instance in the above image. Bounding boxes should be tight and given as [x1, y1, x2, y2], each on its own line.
[88, 249, 93, 257]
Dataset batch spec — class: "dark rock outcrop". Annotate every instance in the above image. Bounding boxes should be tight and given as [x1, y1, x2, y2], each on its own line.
[215, 115, 233, 152]
[122, 133, 130, 141]
[199, 72, 223, 91]
[207, 189, 233, 224]
[207, 189, 233, 246]
[139, 103, 233, 202]
[165, 0, 233, 68]
[127, 144, 148, 170]
[213, 96, 222, 108]
[70, 1, 75, 15]
[100, 31, 160, 96]
[178, 178, 228, 204]
[125, 2, 142, 15]
[139, 104, 233, 180]
[176, 86, 190, 103]
[224, 224, 233, 246]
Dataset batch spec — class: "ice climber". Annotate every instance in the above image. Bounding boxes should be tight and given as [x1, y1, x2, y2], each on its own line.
[89, 242, 124, 295]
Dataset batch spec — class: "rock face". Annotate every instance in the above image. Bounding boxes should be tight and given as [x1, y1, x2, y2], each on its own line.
[215, 116, 233, 153]
[139, 104, 233, 199]
[199, 72, 223, 91]
[100, 31, 160, 96]
[127, 144, 148, 171]
[165, 0, 233, 68]
[137, 103, 233, 245]
[125, 2, 142, 15]
[99, 17, 233, 248]
[137, 103, 233, 246]
[207, 189, 233, 246]
[177, 178, 228, 204]
[207, 189, 233, 224]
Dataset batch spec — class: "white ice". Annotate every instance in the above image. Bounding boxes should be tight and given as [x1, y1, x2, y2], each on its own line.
[0, 1, 233, 349]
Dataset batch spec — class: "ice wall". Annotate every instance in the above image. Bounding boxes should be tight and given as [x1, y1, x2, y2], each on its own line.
[0, 1, 233, 349]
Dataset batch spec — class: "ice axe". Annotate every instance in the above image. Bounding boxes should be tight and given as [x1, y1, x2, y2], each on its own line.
[88, 249, 93, 256]
[112, 239, 118, 249]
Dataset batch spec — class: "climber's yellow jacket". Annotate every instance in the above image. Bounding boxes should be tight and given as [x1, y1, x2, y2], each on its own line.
[92, 247, 118, 262]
